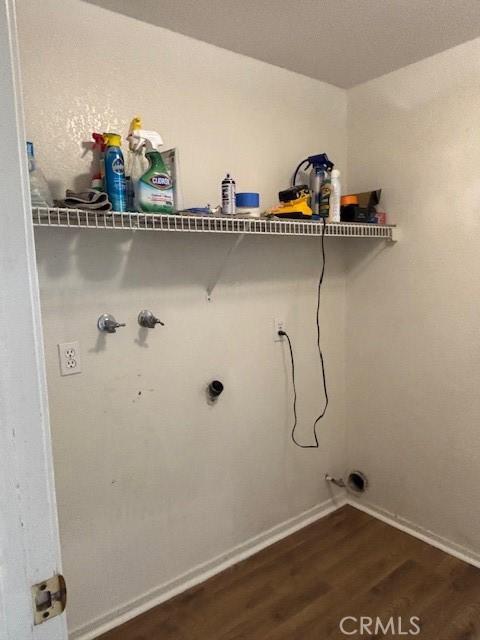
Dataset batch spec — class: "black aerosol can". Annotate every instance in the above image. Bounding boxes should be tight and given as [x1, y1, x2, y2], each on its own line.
[221, 173, 236, 215]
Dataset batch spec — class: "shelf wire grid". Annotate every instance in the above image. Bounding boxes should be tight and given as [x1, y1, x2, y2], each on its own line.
[32, 207, 395, 240]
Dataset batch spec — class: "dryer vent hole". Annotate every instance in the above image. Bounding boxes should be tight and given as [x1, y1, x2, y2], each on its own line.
[347, 471, 368, 494]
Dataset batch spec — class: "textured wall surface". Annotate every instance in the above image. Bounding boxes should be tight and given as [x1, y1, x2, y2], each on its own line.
[18, 1, 345, 209]
[347, 38, 480, 552]
[17, 0, 348, 634]
[18, 1, 480, 635]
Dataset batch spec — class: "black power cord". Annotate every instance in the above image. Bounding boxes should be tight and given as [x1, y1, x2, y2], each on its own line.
[280, 217, 329, 448]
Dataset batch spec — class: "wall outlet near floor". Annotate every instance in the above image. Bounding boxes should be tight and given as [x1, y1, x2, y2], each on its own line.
[274, 318, 285, 342]
[58, 341, 81, 376]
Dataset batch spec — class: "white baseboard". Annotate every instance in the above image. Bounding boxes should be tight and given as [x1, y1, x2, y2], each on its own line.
[347, 498, 480, 570]
[71, 495, 480, 640]
[70, 494, 347, 640]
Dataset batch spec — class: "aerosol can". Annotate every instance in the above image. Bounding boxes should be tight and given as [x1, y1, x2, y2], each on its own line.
[221, 173, 236, 215]
[293, 153, 333, 219]
[319, 171, 332, 219]
[310, 165, 324, 220]
[130, 129, 174, 214]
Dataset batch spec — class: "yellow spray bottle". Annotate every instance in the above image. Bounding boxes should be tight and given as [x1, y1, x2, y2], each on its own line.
[126, 117, 145, 211]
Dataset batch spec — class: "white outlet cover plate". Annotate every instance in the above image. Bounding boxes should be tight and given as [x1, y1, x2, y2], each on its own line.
[58, 341, 82, 376]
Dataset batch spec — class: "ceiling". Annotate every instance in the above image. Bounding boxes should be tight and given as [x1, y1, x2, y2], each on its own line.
[85, 0, 480, 88]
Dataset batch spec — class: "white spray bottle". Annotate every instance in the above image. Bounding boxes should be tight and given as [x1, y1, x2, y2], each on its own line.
[126, 117, 146, 211]
[329, 169, 341, 222]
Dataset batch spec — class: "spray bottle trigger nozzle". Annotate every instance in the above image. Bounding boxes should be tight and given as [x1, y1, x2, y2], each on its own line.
[130, 129, 164, 152]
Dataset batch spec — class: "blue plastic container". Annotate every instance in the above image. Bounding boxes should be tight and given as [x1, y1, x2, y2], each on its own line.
[104, 133, 126, 212]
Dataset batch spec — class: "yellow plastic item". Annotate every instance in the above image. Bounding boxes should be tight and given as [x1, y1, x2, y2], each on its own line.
[103, 132, 122, 147]
[128, 117, 142, 135]
[270, 194, 313, 217]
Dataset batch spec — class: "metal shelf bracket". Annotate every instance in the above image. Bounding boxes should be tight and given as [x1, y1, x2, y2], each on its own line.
[206, 234, 245, 301]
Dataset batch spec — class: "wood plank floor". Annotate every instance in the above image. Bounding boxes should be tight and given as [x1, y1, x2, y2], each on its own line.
[96, 505, 480, 640]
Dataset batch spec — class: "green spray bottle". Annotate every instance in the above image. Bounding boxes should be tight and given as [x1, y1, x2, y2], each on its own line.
[131, 129, 174, 214]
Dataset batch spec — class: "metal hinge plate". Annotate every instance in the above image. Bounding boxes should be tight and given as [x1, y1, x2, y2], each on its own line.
[31, 574, 67, 625]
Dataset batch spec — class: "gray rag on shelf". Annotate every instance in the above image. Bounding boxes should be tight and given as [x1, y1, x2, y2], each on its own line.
[60, 189, 112, 211]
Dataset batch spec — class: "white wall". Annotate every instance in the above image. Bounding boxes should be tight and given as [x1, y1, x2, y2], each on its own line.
[20, 0, 480, 634]
[347, 38, 480, 555]
[17, 0, 348, 635]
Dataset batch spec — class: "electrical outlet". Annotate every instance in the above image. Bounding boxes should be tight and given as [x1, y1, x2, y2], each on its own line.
[274, 318, 285, 342]
[58, 341, 81, 376]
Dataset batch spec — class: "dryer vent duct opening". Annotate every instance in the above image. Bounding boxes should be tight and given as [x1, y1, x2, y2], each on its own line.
[347, 471, 368, 494]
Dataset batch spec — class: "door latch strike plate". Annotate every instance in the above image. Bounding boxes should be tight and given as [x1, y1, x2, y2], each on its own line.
[31, 574, 67, 625]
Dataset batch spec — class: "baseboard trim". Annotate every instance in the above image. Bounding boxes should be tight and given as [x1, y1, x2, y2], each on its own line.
[70, 494, 480, 639]
[348, 498, 480, 570]
[70, 494, 346, 640]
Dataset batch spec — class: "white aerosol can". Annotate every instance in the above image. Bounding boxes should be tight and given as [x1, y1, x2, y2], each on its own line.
[221, 173, 236, 215]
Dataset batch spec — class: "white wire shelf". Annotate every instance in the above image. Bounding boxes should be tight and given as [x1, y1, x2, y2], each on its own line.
[32, 207, 397, 241]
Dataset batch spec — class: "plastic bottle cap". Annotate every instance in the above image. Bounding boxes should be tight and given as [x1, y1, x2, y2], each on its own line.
[331, 169, 340, 178]
[103, 133, 122, 146]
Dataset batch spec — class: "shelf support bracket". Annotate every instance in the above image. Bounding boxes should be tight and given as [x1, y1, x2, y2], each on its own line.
[389, 227, 401, 243]
[206, 234, 245, 301]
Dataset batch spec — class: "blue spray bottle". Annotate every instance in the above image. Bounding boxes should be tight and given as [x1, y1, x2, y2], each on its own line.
[103, 133, 127, 211]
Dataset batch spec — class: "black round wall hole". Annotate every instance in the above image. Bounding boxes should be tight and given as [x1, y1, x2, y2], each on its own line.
[347, 471, 368, 494]
[208, 380, 224, 398]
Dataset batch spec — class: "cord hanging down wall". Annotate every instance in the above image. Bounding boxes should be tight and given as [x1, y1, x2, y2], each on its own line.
[280, 218, 328, 449]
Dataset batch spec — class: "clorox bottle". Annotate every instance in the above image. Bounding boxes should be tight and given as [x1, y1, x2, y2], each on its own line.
[131, 130, 174, 214]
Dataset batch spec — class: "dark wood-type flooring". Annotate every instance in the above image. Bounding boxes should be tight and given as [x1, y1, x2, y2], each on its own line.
[97, 505, 480, 639]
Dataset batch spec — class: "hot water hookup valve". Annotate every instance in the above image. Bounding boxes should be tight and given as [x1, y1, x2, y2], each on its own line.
[97, 313, 126, 333]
